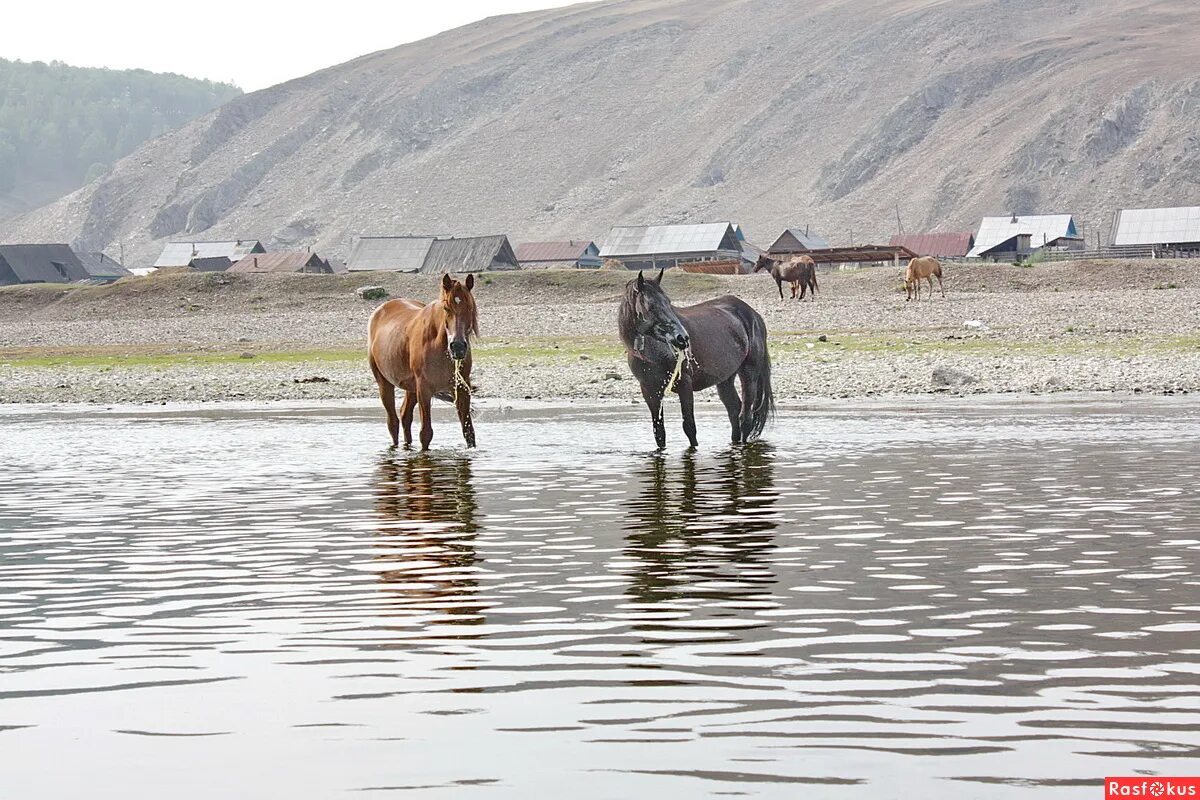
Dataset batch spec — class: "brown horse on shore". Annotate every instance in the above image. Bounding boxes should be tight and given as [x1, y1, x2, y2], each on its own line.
[755, 254, 818, 300]
[619, 270, 774, 449]
[905, 256, 945, 301]
[368, 274, 479, 450]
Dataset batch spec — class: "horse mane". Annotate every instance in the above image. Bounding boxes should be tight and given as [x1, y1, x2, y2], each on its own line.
[617, 279, 641, 349]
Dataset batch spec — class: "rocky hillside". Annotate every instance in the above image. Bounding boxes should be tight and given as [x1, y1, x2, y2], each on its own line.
[4, 0, 1199, 265]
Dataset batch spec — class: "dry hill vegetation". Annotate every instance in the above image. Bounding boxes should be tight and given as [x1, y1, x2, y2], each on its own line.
[2, 0, 1198, 265]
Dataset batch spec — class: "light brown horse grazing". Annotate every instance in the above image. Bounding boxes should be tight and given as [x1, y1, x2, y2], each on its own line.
[368, 274, 479, 450]
[755, 254, 818, 300]
[905, 256, 945, 301]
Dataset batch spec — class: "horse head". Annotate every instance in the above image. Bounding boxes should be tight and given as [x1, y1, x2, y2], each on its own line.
[623, 269, 690, 352]
[440, 273, 479, 360]
[754, 255, 775, 273]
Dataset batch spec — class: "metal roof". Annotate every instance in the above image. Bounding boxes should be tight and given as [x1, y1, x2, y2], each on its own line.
[1112, 206, 1200, 246]
[421, 235, 520, 274]
[599, 223, 740, 258]
[77, 251, 131, 279]
[769, 228, 830, 252]
[967, 215, 1078, 257]
[346, 236, 436, 272]
[0, 244, 89, 284]
[228, 250, 332, 273]
[889, 232, 974, 258]
[514, 240, 598, 263]
[188, 256, 233, 272]
[154, 240, 264, 268]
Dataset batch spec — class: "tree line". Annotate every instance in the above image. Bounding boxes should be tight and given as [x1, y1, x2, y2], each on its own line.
[0, 58, 241, 200]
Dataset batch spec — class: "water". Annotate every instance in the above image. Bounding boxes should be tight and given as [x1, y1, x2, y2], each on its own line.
[1, 399, 1198, 799]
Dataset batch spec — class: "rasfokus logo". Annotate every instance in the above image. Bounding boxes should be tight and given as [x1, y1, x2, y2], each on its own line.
[1106, 778, 1200, 798]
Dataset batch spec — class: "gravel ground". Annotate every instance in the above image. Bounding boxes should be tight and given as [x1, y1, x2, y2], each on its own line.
[1, 261, 1198, 405]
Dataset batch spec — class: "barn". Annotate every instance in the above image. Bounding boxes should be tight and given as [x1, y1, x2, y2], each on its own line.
[0, 244, 89, 286]
[967, 215, 1083, 259]
[347, 235, 520, 273]
[889, 232, 975, 259]
[767, 227, 830, 254]
[154, 240, 265, 269]
[599, 223, 743, 271]
[515, 240, 601, 269]
[229, 250, 337, 274]
[1111, 206, 1200, 253]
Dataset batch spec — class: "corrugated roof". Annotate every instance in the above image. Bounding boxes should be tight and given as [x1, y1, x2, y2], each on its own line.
[228, 250, 331, 273]
[1112, 206, 1200, 246]
[155, 240, 264, 268]
[0, 244, 89, 284]
[968, 215, 1079, 257]
[76, 251, 131, 279]
[514, 240, 598, 263]
[421, 235, 520, 274]
[599, 223, 740, 257]
[347, 236, 436, 272]
[889, 232, 975, 258]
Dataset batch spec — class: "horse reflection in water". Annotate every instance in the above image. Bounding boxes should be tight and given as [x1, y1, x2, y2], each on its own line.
[374, 453, 484, 628]
[623, 442, 779, 606]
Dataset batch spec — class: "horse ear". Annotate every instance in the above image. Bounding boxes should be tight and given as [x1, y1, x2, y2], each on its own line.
[441, 273, 453, 292]
[465, 273, 475, 291]
[655, 268, 664, 284]
[636, 271, 645, 290]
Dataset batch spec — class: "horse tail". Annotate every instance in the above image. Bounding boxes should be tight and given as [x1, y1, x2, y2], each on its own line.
[740, 304, 775, 441]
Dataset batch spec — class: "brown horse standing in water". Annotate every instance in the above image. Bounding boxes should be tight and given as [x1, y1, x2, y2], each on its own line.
[619, 270, 774, 449]
[368, 274, 479, 450]
[755, 254, 818, 300]
[905, 256, 945, 301]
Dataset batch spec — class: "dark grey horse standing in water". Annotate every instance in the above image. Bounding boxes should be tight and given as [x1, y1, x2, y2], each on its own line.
[618, 270, 775, 449]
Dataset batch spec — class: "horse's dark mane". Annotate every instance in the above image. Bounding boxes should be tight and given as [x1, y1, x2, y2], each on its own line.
[617, 276, 672, 353]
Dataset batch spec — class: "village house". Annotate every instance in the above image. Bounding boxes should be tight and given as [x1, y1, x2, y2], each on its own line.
[967, 215, 1083, 260]
[599, 222, 744, 271]
[1111, 206, 1200, 253]
[0, 244, 89, 286]
[514, 240, 601, 269]
[888, 232, 975, 259]
[766, 227, 830, 254]
[228, 250, 338, 274]
[153, 240, 266, 269]
[347, 235, 520, 273]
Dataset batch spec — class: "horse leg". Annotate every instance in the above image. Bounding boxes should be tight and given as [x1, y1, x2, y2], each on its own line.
[416, 384, 435, 451]
[399, 389, 416, 447]
[370, 359, 400, 446]
[717, 378, 742, 444]
[738, 370, 758, 441]
[678, 382, 698, 449]
[640, 383, 666, 449]
[937, 273, 946, 298]
[926, 275, 934, 299]
[776, 277, 784, 301]
[455, 387, 476, 448]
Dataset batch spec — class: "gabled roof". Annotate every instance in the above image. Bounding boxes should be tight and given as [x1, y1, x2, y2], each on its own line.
[189, 256, 234, 272]
[1112, 206, 1200, 246]
[968, 215, 1079, 257]
[229, 250, 331, 273]
[154, 240, 265, 268]
[599, 223, 741, 258]
[76, 251, 131, 278]
[769, 228, 830, 252]
[347, 236, 437, 272]
[515, 240, 598, 263]
[0, 244, 89, 284]
[421, 235, 520, 274]
[889, 232, 975, 258]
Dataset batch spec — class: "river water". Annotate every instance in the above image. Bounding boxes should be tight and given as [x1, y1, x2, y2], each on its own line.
[1, 399, 1198, 798]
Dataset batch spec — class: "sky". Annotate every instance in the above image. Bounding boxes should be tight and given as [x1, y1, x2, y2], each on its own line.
[2, 1, 577, 91]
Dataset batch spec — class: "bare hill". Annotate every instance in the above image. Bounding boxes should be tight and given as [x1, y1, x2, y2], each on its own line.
[4, 0, 1199, 265]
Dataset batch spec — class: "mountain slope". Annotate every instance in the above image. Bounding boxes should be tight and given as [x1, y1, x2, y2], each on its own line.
[0, 58, 240, 220]
[5, 0, 1199, 265]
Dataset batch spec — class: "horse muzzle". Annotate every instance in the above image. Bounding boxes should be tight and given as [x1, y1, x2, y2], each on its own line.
[672, 332, 690, 351]
[448, 340, 468, 360]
